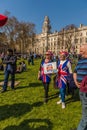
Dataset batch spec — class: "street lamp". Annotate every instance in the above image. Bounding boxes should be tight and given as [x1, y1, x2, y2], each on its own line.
[20, 31, 23, 57]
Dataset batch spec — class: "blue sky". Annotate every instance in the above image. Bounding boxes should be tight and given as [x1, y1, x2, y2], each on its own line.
[0, 0, 87, 33]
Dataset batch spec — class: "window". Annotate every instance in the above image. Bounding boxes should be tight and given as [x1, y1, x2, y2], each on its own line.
[54, 42, 56, 46]
[75, 39, 78, 43]
[80, 33, 82, 36]
[80, 38, 82, 43]
[85, 38, 87, 43]
[75, 46, 77, 49]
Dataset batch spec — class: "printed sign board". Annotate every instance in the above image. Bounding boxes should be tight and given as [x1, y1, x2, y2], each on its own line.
[44, 62, 58, 74]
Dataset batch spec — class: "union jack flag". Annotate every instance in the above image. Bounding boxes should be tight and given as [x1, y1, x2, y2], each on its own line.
[57, 60, 69, 88]
[40, 60, 51, 83]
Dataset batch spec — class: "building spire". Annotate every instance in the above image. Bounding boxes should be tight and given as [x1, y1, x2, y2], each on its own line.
[42, 16, 51, 34]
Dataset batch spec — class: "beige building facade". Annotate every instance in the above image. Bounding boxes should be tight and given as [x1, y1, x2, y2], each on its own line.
[33, 16, 87, 55]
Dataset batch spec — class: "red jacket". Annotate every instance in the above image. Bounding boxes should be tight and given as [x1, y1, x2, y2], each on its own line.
[80, 76, 87, 93]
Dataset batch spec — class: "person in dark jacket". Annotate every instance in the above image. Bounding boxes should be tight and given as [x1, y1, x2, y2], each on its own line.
[1, 49, 17, 92]
[31, 53, 34, 65]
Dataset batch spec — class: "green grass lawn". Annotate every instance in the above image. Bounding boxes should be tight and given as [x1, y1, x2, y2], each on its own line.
[0, 59, 81, 130]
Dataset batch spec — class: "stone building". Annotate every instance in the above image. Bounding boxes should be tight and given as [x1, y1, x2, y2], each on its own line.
[1, 16, 87, 55]
[33, 16, 87, 55]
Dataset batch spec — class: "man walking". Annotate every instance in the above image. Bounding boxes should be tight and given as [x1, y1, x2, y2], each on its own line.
[1, 49, 17, 92]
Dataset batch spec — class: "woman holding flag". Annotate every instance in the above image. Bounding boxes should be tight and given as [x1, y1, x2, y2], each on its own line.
[56, 51, 72, 109]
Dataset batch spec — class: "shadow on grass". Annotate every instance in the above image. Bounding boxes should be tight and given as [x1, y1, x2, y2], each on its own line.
[0, 102, 43, 121]
[48, 92, 59, 100]
[66, 96, 80, 104]
[15, 82, 42, 90]
[4, 119, 53, 130]
[0, 71, 4, 75]
[0, 79, 4, 82]
[15, 85, 29, 90]
[29, 82, 42, 87]
[66, 89, 80, 104]
[15, 77, 26, 80]
[32, 101, 43, 107]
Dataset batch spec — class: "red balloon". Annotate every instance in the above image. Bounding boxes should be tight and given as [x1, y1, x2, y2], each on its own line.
[0, 14, 8, 27]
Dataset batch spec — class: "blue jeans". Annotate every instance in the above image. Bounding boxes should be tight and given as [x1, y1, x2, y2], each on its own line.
[77, 91, 87, 130]
[60, 87, 66, 102]
[3, 70, 15, 90]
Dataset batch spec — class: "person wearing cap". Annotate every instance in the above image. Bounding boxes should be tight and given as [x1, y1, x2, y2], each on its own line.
[1, 49, 17, 92]
[38, 51, 52, 103]
[56, 51, 72, 109]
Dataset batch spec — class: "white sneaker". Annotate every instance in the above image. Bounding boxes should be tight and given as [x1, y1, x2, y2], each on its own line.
[57, 100, 62, 104]
[62, 102, 65, 109]
[59, 94, 61, 98]
[65, 95, 67, 98]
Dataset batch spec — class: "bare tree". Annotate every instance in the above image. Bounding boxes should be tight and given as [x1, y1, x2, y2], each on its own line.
[16, 21, 35, 54]
[0, 11, 36, 53]
[0, 12, 19, 50]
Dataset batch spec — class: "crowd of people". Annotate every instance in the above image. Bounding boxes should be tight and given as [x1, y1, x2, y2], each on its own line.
[0, 44, 87, 130]
[1, 12, 87, 130]
[38, 50, 73, 109]
[38, 44, 87, 130]
[0, 49, 41, 93]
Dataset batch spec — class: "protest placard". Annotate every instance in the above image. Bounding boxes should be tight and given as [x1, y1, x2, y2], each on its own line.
[44, 62, 58, 74]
